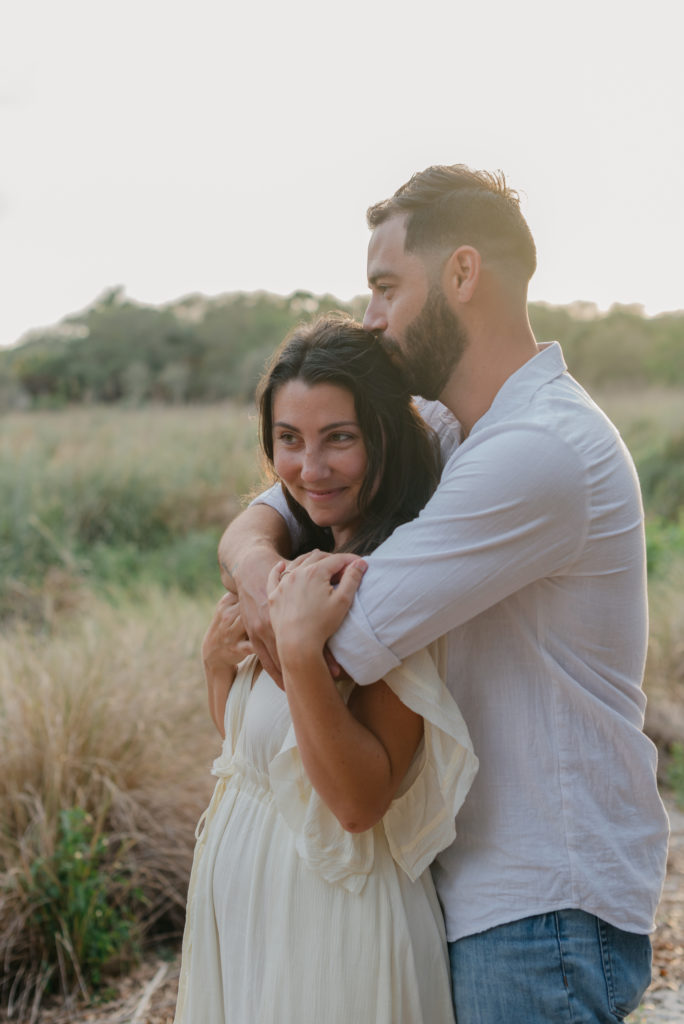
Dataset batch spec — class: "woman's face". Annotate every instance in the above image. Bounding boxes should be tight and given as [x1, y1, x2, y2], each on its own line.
[272, 379, 368, 549]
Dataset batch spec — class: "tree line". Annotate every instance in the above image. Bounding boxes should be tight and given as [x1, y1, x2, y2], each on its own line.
[0, 288, 682, 410]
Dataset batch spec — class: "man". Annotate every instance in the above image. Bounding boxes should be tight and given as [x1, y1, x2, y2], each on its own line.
[218, 165, 669, 1022]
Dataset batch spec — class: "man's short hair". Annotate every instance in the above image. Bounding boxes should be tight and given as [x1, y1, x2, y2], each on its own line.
[367, 164, 537, 284]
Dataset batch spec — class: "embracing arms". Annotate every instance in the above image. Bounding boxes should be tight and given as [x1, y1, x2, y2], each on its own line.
[220, 423, 589, 690]
[215, 511, 424, 832]
[267, 552, 424, 833]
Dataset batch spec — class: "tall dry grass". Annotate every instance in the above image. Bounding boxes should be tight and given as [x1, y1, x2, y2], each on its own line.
[595, 387, 684, 737]
[594, 386, 684, 456]
[0, 588, 220, 1018]
[0, 403, 263, 618]
[645, 557, 684, 762]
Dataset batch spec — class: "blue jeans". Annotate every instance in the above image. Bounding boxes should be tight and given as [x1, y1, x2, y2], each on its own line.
[448, 909, 652, 1023]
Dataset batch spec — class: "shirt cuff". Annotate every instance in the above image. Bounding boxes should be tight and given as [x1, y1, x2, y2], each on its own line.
[329, 599, 402, 685]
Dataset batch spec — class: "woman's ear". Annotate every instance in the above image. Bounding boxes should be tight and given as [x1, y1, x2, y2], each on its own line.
[441, 245, 481, 304]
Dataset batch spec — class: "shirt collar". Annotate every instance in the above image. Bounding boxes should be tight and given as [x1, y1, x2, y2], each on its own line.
[470, 341, 567, 436]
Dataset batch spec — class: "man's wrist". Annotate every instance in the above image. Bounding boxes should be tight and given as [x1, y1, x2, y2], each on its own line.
[236, 543, 283, 588]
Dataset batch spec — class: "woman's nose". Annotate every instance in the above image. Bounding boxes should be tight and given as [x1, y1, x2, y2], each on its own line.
[300, 449, 327, 481]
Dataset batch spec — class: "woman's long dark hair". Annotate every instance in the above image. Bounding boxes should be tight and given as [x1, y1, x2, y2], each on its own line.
[257, 313, 440, 557]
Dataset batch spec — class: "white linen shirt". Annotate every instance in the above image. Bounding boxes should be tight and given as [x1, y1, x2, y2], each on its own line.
[254, 342, 669, 941]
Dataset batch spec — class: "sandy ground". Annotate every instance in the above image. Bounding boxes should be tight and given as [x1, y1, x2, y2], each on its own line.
[15, 797, 684, 1024]
[628, 798, 684, 1023]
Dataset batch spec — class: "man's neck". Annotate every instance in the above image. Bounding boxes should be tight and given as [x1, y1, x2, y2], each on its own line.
[440, 318, 539, 437]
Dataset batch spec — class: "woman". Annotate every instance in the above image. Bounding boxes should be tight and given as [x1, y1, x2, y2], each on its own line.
[174, 314, 477, 1024]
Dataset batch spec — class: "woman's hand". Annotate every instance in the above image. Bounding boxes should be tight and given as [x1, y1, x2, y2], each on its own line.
[267, 551, 367, 659]
[202, 592, 253, 736]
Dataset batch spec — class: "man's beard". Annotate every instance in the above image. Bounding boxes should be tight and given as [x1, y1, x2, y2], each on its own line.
[380, 286, 469, 401]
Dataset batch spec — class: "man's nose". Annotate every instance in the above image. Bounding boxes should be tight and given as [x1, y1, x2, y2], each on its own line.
[363, 295, 387, 334]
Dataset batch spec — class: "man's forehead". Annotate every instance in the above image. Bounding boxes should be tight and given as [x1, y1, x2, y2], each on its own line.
[367, 214, 415, 278]
[368, 213, 407, 251]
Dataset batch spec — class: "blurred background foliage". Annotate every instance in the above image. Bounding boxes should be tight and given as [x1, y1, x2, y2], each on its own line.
[0, 288, 681, 411]
[0, 288, 367, 410]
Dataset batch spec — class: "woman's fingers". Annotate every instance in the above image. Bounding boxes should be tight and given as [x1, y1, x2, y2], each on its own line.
[272, 550, 366, 588]
[268, 554, 368, 650]
[331, 557, 368, 603]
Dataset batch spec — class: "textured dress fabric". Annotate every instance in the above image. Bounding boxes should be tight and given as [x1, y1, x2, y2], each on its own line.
[174, 644, 477, 1024]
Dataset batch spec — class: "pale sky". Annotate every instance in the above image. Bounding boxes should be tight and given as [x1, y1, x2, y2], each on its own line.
[2, 0, 683, 348]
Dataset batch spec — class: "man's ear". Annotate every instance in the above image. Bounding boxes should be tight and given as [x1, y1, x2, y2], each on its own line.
[442, 246, 481, 303]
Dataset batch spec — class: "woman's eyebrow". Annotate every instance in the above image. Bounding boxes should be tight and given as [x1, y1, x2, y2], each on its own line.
[273, 419, 358, 432]
[320, 420, 358, 430]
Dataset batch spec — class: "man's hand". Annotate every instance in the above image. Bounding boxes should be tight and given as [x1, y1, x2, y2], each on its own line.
[202, 591, 253, 737]
[218, 505, 292, 684]
[228, 544, 284, 683]
[202, 592, 253, 675]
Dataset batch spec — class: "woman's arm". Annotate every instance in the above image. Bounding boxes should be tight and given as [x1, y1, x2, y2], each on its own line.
[202, 592, 253, 738]
[268, 554, 424, 833]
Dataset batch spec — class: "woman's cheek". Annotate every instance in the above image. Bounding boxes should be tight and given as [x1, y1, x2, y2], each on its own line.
[274, 450, 298, 485]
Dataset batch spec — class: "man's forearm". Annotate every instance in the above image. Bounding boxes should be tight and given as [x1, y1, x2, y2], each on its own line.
[218, 503, 293, 683]
[218, 504, 292, 592]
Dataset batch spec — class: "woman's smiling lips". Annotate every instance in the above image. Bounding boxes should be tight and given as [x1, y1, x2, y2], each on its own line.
[303, 487, 347, 501]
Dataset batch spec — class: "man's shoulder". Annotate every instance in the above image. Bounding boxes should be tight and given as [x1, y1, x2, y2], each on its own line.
[413, 395, 455, 427]
[413, 397, 461, 462]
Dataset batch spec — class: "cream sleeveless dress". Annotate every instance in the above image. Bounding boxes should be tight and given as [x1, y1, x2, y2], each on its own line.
[174, 642, 477, 1024]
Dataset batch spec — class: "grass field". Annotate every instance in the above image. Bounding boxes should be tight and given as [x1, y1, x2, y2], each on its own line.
[1, 392, 683, 1016]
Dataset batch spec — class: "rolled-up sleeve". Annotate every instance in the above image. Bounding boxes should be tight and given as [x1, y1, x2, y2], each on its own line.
[329, 423, 589, 684]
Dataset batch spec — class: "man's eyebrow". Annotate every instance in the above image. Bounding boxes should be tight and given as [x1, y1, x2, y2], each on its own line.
[368, 269, 396, 286]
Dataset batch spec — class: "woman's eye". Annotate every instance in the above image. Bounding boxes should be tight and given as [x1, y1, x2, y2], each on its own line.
[329, 432, 355, 443]
[277, 432, 298, 444]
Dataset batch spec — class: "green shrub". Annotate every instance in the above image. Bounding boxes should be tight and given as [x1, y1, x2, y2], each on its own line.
[0, 405, 261, 620]
[0, 591, 217, 1017]
[645, 518, 684, 577]
[88, 529, 222, 596]
[21, 807, 143, 995]
[637, 431, 684, 523]
[665, 743, 684, 809]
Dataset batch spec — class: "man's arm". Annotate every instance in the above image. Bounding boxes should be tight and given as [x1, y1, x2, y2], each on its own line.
[328, 424, 589, 684]
[218, 503, 292, 681]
